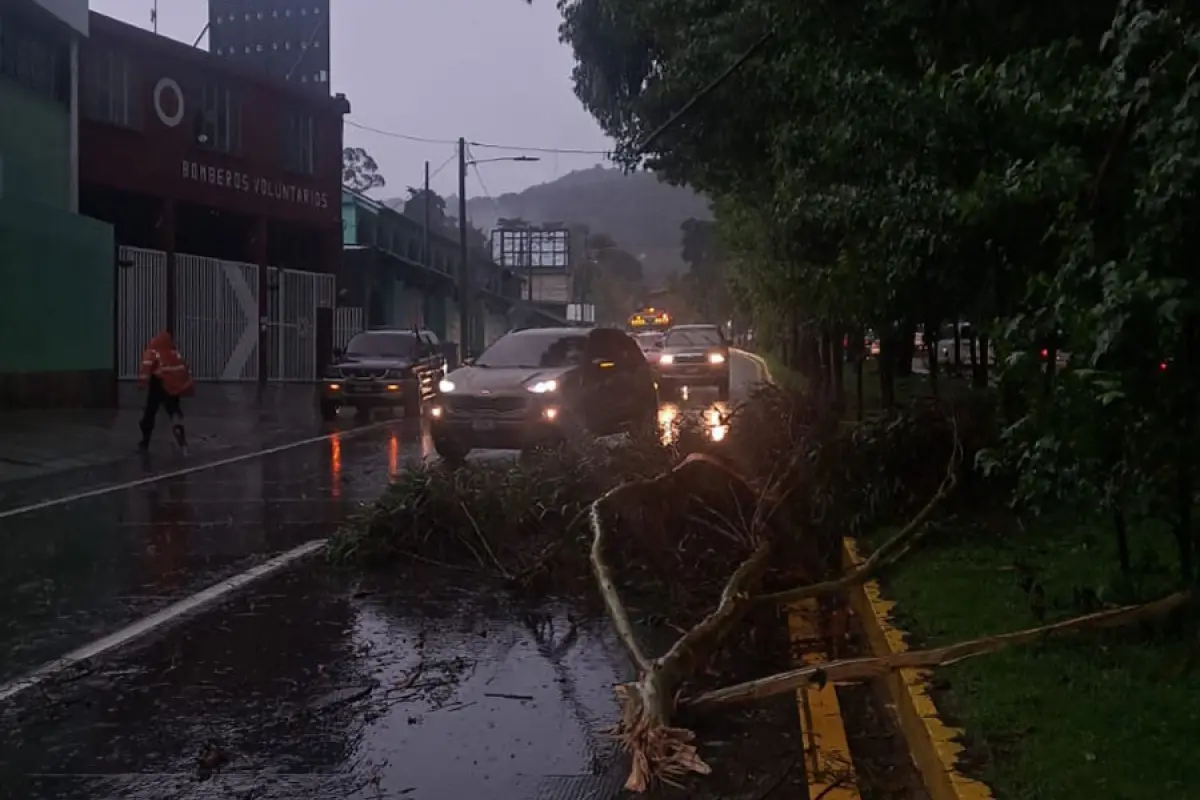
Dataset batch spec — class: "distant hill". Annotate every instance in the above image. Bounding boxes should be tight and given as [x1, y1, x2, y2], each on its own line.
[435, 166, 713, 284]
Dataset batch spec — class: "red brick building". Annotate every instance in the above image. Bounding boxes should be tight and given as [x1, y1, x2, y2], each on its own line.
[77, 11, 350, 381]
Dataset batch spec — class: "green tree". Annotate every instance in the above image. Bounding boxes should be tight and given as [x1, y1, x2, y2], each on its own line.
[343, 146, 387, 192]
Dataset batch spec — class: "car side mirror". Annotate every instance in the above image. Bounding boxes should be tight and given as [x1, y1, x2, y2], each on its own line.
[462, 357, 475, 367]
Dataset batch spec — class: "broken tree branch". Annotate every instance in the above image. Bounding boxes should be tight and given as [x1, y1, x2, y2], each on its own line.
[758, 418, 962, 606]
[683, 589, 1191, 712]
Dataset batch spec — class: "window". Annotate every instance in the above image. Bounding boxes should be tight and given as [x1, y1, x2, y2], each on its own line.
[198, 82, 241, 153]
[345, 332, 417, 359]
[81, 46, 136, 128]
[476, 332, 587, 369]
[0, 12, 68, 104]
[665, 326, 724, 348]
[283, 112, 315, 174]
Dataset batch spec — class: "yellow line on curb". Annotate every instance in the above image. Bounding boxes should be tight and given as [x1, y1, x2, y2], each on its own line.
[786, 599, 861, 799]
[841, 539, 994, 800]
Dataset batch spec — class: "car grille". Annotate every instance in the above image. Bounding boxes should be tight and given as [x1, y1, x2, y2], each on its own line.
[340, 367, 388, 379]
[445, 395, 527, 413]
[673, 354, 707, 365]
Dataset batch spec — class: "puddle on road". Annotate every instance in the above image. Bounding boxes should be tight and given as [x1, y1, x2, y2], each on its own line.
[0, 565, 632, 800]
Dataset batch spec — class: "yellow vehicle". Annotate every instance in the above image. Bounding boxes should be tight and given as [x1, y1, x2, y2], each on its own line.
[627, 307, 671, 331]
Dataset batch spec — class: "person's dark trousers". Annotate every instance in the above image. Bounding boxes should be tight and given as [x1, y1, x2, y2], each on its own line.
[139, 375, 187, 449]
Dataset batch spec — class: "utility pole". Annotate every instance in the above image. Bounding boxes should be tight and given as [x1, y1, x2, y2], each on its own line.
[457, 137, 470, 358]
[422, 160, 430, 267]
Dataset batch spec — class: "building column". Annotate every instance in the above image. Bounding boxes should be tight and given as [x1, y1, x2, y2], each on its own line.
[67, 37, 79, 213]
[158, 199, 177, 335]
[250, 217, 269, 385]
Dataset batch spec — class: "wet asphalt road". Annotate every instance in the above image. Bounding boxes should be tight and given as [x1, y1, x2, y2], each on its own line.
[0, 353, 768, 800]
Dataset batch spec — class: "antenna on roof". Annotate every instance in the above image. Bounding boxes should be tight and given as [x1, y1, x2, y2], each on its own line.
[150, 0, 158, 33]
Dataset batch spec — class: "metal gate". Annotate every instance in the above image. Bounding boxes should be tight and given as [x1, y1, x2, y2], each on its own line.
[116, 246, 338, 383]
[334, 306, 364, 350]
[266, 267, 337, 382]
[176, 253, 260, 381]
[117, 246, 168, 379]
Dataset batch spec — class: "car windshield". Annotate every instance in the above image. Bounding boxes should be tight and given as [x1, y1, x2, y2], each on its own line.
[665, 328, 723, 348]
[474, 332, 587, 368]
[635, 333, 662, 349]
[345, 332, 418, 359]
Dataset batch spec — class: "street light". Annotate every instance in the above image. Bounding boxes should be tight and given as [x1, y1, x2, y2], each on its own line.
[457, 139, 540, 359]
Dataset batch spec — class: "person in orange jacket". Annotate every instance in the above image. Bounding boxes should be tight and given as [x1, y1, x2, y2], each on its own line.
[137, 330, 194, 452]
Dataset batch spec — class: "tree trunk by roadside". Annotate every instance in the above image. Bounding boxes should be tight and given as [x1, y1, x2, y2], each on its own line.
[953, 322, 963, 375]
[973, 334, 990, 389]
[831, 330, 846, 412]
[878, 334, 897, 409]
[925, 318, 940, 399]
[1113, 503, 1132, 578]
[896, 321, 915, 377]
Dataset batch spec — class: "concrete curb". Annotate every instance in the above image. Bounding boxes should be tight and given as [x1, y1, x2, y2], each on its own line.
[841, 538, 993, 800]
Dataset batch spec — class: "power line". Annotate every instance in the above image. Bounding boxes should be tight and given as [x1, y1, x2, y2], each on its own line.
[345, 119, 612, 157]
[465, 146, 498, 210]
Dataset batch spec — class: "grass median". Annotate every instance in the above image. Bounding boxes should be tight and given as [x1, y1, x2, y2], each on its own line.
[878, 515, 1198, 799]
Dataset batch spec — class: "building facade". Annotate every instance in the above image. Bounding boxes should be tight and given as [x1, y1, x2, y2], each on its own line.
[340, 190, 564, 359]
[207, 0, 330, 93]
[0, 0, 116, 407]
[79, 12, 350, 383]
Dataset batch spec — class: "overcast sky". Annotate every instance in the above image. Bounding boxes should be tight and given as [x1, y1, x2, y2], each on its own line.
[89, 0, 615, 199]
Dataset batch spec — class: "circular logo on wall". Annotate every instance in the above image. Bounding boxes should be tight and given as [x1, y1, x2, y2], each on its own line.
[153, 77, 184, 127]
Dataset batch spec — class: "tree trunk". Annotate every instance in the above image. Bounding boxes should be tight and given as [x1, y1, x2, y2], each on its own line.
[895, 321, 916, 377]
[1176, 436, 1195, 586]
[831, 330, 846, 412]
[925, 318, 940, 399]
[972, 334, 990, 389]
[1113, 503, 1132, 578]
[878, 334, 897, 409]
[953, 322, 963, 375]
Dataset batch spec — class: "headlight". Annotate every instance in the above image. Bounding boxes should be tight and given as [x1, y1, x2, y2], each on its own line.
[708, 352, 725, 364]
[659, 354, 674, 365]
[527, 379, 558, 393]
[438, 379, 455, 393]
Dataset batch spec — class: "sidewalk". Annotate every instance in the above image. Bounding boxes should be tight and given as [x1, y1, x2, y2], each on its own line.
[0, 383, 329, 487]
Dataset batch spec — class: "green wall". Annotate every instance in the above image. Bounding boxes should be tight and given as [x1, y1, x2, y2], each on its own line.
[0, 198, 114, 373]
[0, 76, 71, 210]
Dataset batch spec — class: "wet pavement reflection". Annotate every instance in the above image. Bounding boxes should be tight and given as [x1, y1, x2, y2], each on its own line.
[0, 351, 768, 799]
[0, 566, 632, 800]
[0, 421, 432, 685]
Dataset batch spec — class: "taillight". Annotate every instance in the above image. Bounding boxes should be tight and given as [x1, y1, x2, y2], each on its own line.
[1160, 361, 1168, 371]
[1040, 348, 1049, 359]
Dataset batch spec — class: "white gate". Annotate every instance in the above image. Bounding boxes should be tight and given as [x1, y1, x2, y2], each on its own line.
[334, 306, 364, 350]
[266, 267, 337, 382]
[117, 246, 168, 379]
[116, 246, 340, 383]
[175, 253, 260, 381]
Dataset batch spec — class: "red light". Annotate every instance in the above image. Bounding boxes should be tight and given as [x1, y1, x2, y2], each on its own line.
[1040, 349, 1048, 359]
[1160, 361, 1168, 371]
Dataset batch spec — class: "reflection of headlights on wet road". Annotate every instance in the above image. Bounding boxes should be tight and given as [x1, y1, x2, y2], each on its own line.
[542, 406, 559, 420]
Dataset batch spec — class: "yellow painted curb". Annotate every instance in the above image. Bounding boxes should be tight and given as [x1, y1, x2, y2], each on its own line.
[786, 599, 861, 799]
[842, 538, 994, 800]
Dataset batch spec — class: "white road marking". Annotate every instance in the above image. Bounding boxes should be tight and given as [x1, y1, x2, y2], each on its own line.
[0, 421, 394, 521]
[731, 348, 773, 384]
[0, 539, 327, 705]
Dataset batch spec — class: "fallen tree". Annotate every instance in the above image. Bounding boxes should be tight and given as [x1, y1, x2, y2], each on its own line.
[330, 388, 1187, 792]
